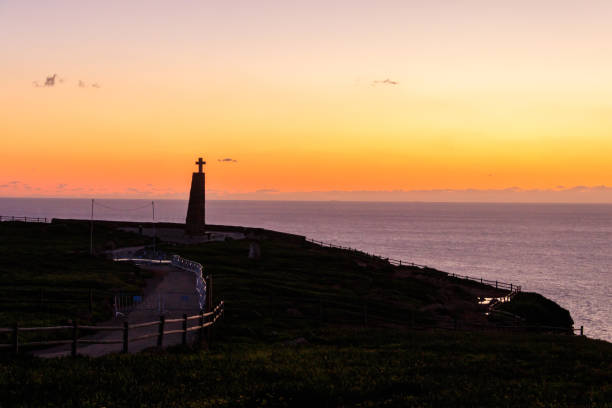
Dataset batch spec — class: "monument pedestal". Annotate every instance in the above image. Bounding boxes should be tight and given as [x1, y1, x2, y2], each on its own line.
[186, 171, 206, 235]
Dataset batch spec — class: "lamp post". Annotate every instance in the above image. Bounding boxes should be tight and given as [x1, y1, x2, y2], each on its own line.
[152, 201, 156, 255]
[90, 199, 94, 255]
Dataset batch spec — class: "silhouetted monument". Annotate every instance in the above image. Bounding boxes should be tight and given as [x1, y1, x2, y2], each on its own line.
[185, 157, 206, 235]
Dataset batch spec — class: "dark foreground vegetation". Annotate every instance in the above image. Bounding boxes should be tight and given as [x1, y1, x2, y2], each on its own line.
[2, 330, 610, 407]
[1, 220, 610, 407]
[0, 220, 149, 343]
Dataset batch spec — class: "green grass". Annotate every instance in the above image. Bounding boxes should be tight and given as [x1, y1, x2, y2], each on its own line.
[1, 221, 610, 407]
[1, 329, 610, 407]
[0, 220, 150, 328]
[165, 238, 445, 342]
[166, 236, 573, 342]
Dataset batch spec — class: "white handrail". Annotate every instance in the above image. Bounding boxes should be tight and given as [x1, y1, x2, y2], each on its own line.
[112, 254, 207, 311]
[171, 255, 206, 310]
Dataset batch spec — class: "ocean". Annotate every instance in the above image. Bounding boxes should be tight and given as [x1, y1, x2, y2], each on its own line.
[1, 198, 610, 342]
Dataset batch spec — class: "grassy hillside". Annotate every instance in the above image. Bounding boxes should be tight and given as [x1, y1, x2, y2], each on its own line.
[0, 220, 149, 328]
[1, 220, 610, 407]
[1, 330, 610, 407]
[165, 235, 572, 342]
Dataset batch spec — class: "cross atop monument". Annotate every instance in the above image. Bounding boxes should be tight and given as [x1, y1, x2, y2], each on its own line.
[195, 157, 206, 173]
[186, 156, 206, 234]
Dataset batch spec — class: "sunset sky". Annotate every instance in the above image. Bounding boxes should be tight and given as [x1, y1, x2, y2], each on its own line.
[2, 1, 612, 201]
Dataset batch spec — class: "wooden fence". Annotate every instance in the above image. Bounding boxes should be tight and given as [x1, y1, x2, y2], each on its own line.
[306, 238, 521, 292]
[0, 301, 223, 356]
[446, 273, 520, 292]
[0, 215, 49, 223]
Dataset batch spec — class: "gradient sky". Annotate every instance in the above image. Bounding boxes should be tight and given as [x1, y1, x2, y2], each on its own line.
[2, 0, 612, 201]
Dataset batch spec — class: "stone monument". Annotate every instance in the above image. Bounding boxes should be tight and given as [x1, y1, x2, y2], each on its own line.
[185, 157, 206, 235]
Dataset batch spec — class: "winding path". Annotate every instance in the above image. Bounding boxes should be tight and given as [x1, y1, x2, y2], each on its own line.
[35, 263, 201, 358]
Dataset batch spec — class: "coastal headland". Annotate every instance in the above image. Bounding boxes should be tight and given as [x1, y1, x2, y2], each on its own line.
[0, 219, 610, 407]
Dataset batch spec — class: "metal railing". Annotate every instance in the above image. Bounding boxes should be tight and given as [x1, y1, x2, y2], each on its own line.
[112, 254, 208, 311]
[113, 257, 170, 264]
[0, 215, 49, 223]
[171, 255, 207, 311]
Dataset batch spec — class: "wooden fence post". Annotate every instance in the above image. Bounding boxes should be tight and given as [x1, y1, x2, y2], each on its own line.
[12, 323, 19, 354]
[182, 313, 188, 345]
[207, 275, 213, 347]
[122, 321, 129, 353]
[580, 326, 584, 336]
[157, 315, 165, 347]
[71, 320, 78, 357]
[198, 310, 204, 345]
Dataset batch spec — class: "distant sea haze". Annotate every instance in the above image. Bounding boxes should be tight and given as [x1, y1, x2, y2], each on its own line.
[1, 198, 610, 343]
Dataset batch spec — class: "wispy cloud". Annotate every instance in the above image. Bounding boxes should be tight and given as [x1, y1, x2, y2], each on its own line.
[217, 158, 237, 163]
[4, 182, 612, 202]
[372, 78, 398, 86]
[206, 185, 612, 203]
[32, 74, 60, 88]
[32, 74, 63, 87]
[44, 74, 57, 87]
[0, 181, 22, 188]
[32, 74, 100, 89]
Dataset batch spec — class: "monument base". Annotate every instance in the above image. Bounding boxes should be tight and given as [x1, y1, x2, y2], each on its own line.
[185, 172, 206, 235]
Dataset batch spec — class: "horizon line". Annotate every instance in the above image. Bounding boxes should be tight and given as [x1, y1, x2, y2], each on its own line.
[2, 196, 612, 205]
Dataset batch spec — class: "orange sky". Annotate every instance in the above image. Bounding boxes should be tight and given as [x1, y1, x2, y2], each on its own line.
[1, 1, 612, 201]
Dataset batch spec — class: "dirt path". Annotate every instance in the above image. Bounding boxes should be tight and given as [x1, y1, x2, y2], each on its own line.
[35, 264, 202, 358]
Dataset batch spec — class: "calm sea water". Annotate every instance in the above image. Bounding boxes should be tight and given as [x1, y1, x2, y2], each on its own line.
[1, 198, 610, 342]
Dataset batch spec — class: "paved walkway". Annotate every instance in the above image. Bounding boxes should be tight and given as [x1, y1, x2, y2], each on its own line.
[119, 226, 246, 244]
[35, 264, 201, 358]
